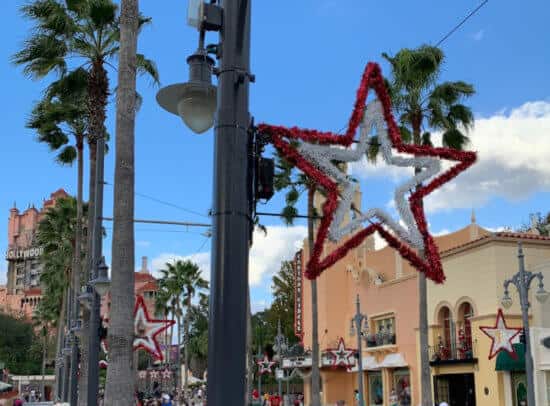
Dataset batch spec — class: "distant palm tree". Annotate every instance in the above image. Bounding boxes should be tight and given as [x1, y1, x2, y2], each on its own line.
[377, 45, 475, 405]
[157, 260, 208, 397]
[32, 304, 56, 401]
[36, 196, 86, 397]
[13, 1, 159, 402]
[155, 285, 177, 365]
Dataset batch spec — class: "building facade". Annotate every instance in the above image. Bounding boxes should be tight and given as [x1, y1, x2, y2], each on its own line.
[1, 189, 68, 318]
[298, 189, 550, 405]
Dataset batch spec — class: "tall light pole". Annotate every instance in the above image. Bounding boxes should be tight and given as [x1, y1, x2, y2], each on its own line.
[273, 320, 288, 397]
[156, 1, 252, 403]
[501, 242, 549, 406]
[349, 295, 367, 406]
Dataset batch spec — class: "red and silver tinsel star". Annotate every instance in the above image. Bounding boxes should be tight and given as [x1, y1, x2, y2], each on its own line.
[479, 309, 523, 360]
[258, 62, 476, 283]
[257, 355, 276, 375]
[133, 295, 175, 361]
[326, 338, 355, 368]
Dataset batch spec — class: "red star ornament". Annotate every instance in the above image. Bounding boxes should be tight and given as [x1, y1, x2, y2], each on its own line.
[257, 355, 276, 375]
[133, 295, 175, 361]
[479, 308, 523, 360]
[258, 62, 476, 282]
[326, 338, 355, 368]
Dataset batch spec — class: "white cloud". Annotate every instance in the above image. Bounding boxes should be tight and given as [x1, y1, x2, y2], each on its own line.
[472, 29, 484, 41]
[351, 101, 550, 213]
[150, 225, 306, 287]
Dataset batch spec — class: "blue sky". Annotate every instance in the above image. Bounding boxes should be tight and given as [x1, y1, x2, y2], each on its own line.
[1, 0, 549, 312]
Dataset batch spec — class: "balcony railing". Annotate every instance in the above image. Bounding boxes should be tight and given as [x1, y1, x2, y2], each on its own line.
[365, 332, 396, 348]
[429, 339, 478, 365]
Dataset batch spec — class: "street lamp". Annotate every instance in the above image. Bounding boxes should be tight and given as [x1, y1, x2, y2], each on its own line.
[91, 257, 111, 297]
[78, 284, 94, 310]
[156, 1, 252, 403]
[273, 320, 289, 397]
[501, 242, 549, 406]
[156, 49, 217, 134]
[349, 295, 367, 406]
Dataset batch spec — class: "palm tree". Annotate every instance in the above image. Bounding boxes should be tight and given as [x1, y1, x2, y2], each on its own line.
[274, 154, 323, 406]
[157, 260, 208, 397]
[33, 304, 56, 401]
[27, 69, 88, 404]
[155, 284, 177, 366]
[103, 0, 142, 402]
[13, 2, 159, 402]
[378, 45, 475, 405]
[36, 196, 86, 398]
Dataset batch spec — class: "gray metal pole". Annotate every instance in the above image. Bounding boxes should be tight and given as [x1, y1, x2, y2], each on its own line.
[206, 0, 252, 404]
[354, 295, 365, 406]
[87, 135, 106, 406]
[278, 377, 282, 397]
[517, 243, 536, 406]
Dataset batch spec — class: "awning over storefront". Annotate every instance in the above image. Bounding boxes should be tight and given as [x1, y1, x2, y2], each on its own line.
[379, 353, 408, 368]
[496, 343, 525, 372]
[348, 356, 380, 372]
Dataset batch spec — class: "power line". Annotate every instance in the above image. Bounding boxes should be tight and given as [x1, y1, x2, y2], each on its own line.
[103, 181, 210, 219]
[435, 0, 489, 47]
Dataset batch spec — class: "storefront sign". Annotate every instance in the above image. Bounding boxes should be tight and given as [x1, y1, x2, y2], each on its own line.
[282, 356, 312, 369]
[294, 250, 304, 342]
[5, 247, 44, 260]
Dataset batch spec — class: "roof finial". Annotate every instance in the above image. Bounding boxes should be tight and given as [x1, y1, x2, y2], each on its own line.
[471, 209, 476, 224]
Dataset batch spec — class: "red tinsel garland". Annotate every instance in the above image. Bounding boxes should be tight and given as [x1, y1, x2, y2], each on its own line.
[258, 62, 477, 283]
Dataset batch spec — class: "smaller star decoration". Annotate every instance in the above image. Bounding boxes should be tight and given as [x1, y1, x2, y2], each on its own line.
[149, 370, 160, 380]
[479, 309, 523, 360]
[133, 295, 175, 361]
[326, 338, 356, 368]
[138, 370, 148, 380]
[257, 355, 276, 375]
[162, 369, 173, 379]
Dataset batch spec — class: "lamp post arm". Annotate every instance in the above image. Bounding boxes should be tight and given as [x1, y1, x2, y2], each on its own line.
[503, 279, 514, 293]
[535, 272, 545, 289]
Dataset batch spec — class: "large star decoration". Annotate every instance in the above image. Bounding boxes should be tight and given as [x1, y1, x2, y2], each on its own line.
[326, 338, 355, 368]
[133, 295, 175, 361]
[258, 62, 476, 282]
[257, 355, 276, 375]
[479, 308, 523, 360]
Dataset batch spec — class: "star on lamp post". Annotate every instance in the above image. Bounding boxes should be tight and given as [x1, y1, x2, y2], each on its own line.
[133, 295, 175, 361]
[257, 355, 276, 375]
[257, 62, 477, 283]
[327, 338, 355, 368]
[479, 308, 523, 359]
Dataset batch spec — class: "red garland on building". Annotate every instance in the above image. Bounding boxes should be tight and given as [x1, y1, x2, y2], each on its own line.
[258, 62, 477, 282]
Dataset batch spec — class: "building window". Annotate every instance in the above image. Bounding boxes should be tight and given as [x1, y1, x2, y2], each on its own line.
[392, 368, 411, 406]
[368, 371, 383, 405]
[457, 302, 474, 359]
[367, 315, 396, 347]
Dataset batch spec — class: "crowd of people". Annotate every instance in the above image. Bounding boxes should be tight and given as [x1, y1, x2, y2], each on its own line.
[251, 389, 304, 406]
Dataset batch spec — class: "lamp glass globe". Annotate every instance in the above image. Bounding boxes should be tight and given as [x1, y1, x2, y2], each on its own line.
[177, 86, 217, 134]
[536, 288, 550, 303]
[501, 294, 513, 309]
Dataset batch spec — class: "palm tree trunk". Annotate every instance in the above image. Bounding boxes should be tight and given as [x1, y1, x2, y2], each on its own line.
[413, 119, 433, 406]
[78, 140, 96, 406]
[41, 331, 47, 401]
[308, 188, 321, 406]
[54, 285, 67, 400]
[104, 0, 139, 403]
[177, 311, 183, 397]
[69, 136, 84, 405]
[184, 298, 191, 398]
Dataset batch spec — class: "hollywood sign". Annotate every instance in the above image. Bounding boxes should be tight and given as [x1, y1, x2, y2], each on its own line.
[5, 247, 44, 260]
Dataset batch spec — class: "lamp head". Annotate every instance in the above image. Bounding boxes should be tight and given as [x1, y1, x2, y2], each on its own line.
[536, 287, 550, 303]
[157, 51, 217, 134]
[349, 320, 356, 337]
[501, 291, 513, 309]
[91, 258, 111, 297]
[78, 285, 93, 310]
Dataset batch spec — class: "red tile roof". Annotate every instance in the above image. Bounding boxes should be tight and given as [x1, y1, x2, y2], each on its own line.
[137, 280, 158, 292]
[135, 272, 155, 282]
[440, 231, 550, 255]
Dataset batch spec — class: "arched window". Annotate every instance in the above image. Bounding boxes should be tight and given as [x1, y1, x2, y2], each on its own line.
[438, 306, 452, 347]
[458, 302, 474, 353]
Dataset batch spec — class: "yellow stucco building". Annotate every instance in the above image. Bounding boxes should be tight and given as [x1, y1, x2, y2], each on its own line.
[300, 204, 550, 405]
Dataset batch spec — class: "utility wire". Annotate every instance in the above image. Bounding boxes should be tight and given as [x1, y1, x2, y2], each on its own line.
[104, 180, 209, 219]
[331, 0, 489, 134]
[435, 0, 489, 47]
